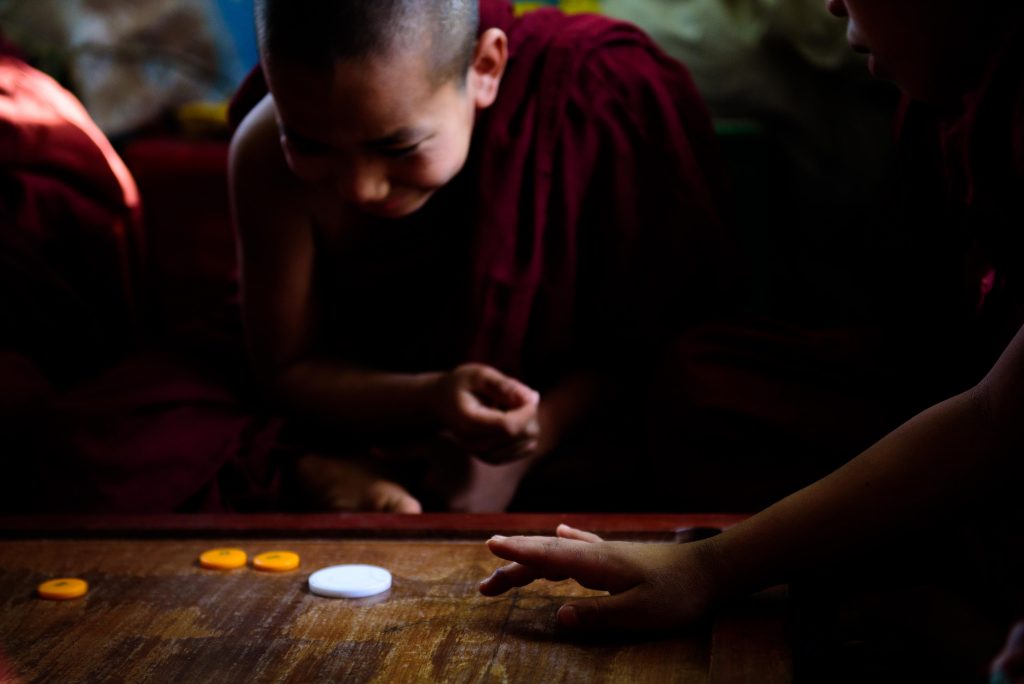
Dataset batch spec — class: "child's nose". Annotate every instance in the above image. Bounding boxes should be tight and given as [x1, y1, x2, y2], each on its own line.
[825, 0, 848, 18]
[340, 158, 390, 204]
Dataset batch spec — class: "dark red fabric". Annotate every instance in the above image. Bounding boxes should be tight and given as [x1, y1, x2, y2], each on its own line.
[17, 351, 284, 514]
[221, 0, 751, 512]
[0, 56, 141, 382]
[230, 0, 738, 391]
[463, 4, 737, 381]
[894, 12, 1024, 375]
[0, 56, 282, 514]
[638, 10, 1024, 513]
[120, 138, 240, 344]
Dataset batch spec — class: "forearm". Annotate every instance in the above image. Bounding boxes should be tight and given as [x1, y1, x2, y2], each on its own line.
[706, 383, 1003, 597]
[534, 370, 602, 456]
[272, 357, 443, 432]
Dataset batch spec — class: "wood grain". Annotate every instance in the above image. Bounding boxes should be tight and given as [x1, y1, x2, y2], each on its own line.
[0, 517, 789, 683]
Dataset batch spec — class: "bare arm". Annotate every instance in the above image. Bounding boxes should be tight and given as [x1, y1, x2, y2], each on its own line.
[482, 323, 1024, 629]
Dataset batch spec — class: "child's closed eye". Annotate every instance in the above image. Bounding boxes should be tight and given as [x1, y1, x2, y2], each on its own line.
[378, 143, 422, 158]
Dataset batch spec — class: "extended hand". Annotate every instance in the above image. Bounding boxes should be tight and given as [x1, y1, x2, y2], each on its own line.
[479, 525, 721, 631]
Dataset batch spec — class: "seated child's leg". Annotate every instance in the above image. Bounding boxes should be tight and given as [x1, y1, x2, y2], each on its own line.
[291, 435, 539, 513]
[377, 436, 538, 513]
[292, 453, 422, 513]
[421, 450, 537, 513]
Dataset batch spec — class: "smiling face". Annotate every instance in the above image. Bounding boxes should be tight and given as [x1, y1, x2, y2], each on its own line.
[269, 53, 477, 219]
[826, 0, 989, 103]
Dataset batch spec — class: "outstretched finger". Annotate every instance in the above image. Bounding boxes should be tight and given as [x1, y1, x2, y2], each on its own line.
[478, 560, 567, 596]
[556, 587, 669, 632]
[485, 535, 635, 593]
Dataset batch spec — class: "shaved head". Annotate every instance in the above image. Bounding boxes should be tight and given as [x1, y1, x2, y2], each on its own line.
[255, 0, 479, 87]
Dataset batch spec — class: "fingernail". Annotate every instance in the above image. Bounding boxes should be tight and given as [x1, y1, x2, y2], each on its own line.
[489, 535, 507, 542]
[557, 605, 579, 628]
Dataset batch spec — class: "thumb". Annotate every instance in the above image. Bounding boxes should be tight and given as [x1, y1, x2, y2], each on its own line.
[475, 368, 539, 410]
[556, 589, 654, 631]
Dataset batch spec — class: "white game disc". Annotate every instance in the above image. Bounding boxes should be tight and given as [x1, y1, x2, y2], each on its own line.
[308, 564, 392, 598]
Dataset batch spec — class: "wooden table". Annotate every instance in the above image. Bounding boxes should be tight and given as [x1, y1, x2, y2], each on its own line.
[0, 514, 790, 683]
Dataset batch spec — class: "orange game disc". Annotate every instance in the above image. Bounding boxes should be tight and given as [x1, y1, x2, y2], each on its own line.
[253, 551, 300, 572]
[37, 578, 88, 600]
[199, 548, 247, 570]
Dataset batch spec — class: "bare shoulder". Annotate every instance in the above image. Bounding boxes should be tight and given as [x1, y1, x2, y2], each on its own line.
[229, 94, 348, 247]
[229, 95, 324, 372]
[230, 94, 282, 171]
[229, 95, 309, 226]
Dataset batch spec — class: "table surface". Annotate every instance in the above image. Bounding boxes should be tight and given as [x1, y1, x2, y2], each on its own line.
[0, 514, 789, 684]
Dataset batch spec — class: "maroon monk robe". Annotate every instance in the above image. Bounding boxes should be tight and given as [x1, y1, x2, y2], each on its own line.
[227, 1, 744, 509]
[461, 1, 739, 383]
[899, 19, 1024, 612]
[590, 32, 1024, 511]
[0, 53, 283, 514]
[230, 0, 739, 392]
[936, 14, 1024, 368]
[892, 9, 1024, 380]
[0, 53, 142, 384]
[808, 15, 1024, 677]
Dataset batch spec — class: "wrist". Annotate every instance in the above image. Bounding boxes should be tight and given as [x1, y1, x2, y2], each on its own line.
[691, 534, 741, 607]
[412, 371, 446, 425]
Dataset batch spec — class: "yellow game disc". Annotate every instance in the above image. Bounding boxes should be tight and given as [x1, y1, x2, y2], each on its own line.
[253, 551, 300, 572]
[199, 548, 247, 570]
[37, 578, 88, 600]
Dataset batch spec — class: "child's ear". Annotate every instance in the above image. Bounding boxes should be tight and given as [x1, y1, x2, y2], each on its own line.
[468, 28, 508, 109]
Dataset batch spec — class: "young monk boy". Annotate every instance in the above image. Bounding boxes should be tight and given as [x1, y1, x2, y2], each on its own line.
[229, 0, 736, 512]
[482, 0, 1024, 670]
